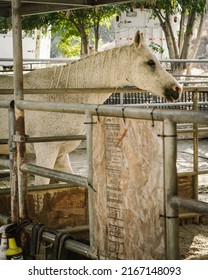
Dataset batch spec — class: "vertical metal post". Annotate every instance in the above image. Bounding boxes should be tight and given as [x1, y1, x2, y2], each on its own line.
[163, 119, 179, 259]
[8, 102, 19, 222]
[86, 111, 94, 250]
[193, 91, 199, 199]
[12, 0, 28, 220]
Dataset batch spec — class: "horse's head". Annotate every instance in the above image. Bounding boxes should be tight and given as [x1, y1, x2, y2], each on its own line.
[129, 31, 183, 101]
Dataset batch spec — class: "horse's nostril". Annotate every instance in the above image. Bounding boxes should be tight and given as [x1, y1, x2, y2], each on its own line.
[172, 84, 183, 97]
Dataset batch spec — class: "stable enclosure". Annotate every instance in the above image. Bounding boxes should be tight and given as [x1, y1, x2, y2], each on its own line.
[1, 0, 208, 261]
[1, 95, 208, 259]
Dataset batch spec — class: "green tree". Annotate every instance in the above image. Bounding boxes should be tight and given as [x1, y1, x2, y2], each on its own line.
[0, 5, 126, 57]
[50, 5, 127, 57]
[137, 0, 207, 72]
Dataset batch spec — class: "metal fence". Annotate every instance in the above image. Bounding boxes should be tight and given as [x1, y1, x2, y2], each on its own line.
[105, 88, 208, 111]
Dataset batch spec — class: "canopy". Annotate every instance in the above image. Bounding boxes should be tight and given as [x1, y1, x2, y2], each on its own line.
[0, 0, 132, 17]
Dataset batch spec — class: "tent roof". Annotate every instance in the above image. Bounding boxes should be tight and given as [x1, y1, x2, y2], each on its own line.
[0, 0, 132, 17]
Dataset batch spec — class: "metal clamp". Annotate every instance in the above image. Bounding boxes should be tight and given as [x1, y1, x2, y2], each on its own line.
[13, 134, 28, 142]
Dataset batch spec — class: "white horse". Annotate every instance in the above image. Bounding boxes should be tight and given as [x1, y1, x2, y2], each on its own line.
[0, 31, 182, 185]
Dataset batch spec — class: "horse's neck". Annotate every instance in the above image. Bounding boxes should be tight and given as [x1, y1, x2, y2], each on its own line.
[63, 45, 131, 89]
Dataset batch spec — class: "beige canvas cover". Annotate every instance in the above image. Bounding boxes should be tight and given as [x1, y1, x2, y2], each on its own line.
[91, 116, 165, 259]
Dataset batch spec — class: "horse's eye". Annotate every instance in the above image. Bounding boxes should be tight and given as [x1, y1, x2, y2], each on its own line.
[147, 59, 156, 67]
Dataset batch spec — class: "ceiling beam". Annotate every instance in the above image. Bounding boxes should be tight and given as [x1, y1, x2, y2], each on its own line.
[21, 0, 91, 7]
[0, 0, 132, 17]
[21, 4, 83, 15]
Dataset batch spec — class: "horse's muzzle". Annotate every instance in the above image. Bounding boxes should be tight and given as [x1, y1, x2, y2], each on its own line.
[164, 84, 183, 102]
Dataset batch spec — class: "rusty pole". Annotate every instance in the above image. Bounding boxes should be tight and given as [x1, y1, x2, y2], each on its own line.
[8, 102, 19, 222]
[12, 0, 28, 221]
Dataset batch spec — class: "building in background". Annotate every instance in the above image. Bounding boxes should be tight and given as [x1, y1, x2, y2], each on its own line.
[0, 29, 51, 70]
[114, 9, 179, 59]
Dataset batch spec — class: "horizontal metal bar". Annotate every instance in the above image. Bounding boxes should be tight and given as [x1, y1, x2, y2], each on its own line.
[0, 216, 95, 259]
[0, 87, 145, 95]
[0, 57, 77, 63]
[0, 99, 14, 108]
[161, 59, 208, 63]
[0, 139, 8, 144]
[0, 182, 81, 194]
[62, 225, 89, 234]
[178, 80, 208, 84]
[21, 0, 92, 7]
[0, 214, 10, 224]
[174, 74, 208, 78]
[16, 100, 208, 124]
[178, 169, 208, 177]
[177, 127, 208, 134]
[170, 196, 208, 214]
[24, 223, 97, 259]
[1, 58, 207, 63]
[20, 163, 89, 188]
[0, 87, 208, 96]
[183, 86, 208, 91]
[26, 135, 86, 143]
[198, 169, 208, 175]
[0, 158, 10, 168]
[130, 101, 208, 108]
[177, 171, 197, 177]
[0, 135, 86, 145]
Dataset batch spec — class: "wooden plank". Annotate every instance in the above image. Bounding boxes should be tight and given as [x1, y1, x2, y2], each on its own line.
[92, 116, 165, 259]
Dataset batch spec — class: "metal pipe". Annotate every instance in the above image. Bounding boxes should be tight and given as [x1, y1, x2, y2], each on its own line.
[24, 223, 97, 260]
[1, 57, 208, 64]
[20, 163, 89, 188]
[0, 158, 10, 168]
[0, 135, 86, 144]
[1, 86, 208, 96]
[12, 0, 28, 221]
[61, 225, 89, 234]
[0, 87, 145, 95]
[163, 119, 179, 260]
[25, 135, 86, 143]
[0, 100, 14, 109]
[177, 128, 208, 134]
[0, 183, 81, 195]
[0, 218, 95, 259]
[170, 196, 208, 214]
[161, 59, 208, 63]
[130, 101, 208, 108]
[8, 103, 19, 222]
[0, 214, 10, 224]
[178, 80, 208, 84]
[193, 91, 199, 200]
[16, 100, 208, 124]
[85, 111, 94, 250]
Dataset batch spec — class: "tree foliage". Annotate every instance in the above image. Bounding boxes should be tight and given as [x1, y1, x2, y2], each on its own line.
[0, 0, 206, 65]
[138, 0, 207, 71]
[0, 5, 126, 57]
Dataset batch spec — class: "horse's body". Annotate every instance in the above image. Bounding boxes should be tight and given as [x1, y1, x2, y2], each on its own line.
[0, 31, 182, 185]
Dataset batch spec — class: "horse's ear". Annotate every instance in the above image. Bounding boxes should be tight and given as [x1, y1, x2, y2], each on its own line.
[134, 31, 144, 48]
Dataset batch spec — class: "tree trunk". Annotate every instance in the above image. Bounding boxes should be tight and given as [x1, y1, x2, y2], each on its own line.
[94, 21, 99, 52]
[80, 32, 89, 57]
[153, 9, 176, 59]
[186, 11, 205, 73]
[178, 10, 186, 53]
[35, 29, 41, 59]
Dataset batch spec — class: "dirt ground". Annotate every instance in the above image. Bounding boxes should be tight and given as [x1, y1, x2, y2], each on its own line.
[1, 138, 208, 260]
